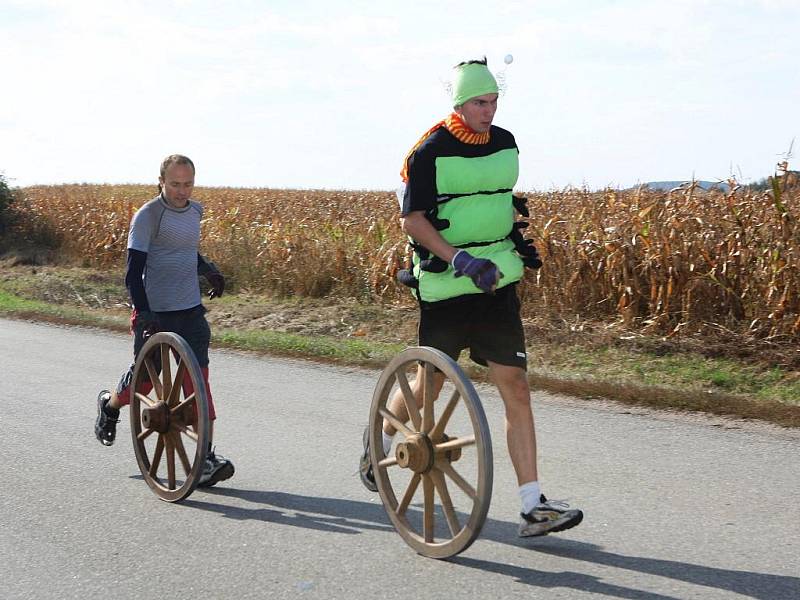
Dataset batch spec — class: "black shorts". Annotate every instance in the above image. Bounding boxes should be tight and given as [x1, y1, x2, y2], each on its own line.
[418, 284, 527, 369]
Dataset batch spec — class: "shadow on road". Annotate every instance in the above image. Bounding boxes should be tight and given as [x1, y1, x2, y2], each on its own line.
[181, 484, 797, 600]
[453, 535, 799, 600]
[181, 486, 394, 536]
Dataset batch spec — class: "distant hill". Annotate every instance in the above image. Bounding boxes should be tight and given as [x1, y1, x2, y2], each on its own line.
[643, 180, 731, 193]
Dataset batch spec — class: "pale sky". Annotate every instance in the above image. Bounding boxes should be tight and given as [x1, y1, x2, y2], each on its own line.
[1, 0, 798, 191]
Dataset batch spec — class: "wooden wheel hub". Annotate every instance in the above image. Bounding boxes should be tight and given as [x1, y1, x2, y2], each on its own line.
[395, 433, 434, 474]
[141, 401, 170, 433]
[170, 403, 196, 429]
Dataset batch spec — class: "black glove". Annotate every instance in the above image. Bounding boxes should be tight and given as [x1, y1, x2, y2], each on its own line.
[134, 310, 160, 339]
[205, 271, 225, 299]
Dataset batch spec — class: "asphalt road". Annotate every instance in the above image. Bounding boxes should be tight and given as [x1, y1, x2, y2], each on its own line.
[1, 317, 798, 599]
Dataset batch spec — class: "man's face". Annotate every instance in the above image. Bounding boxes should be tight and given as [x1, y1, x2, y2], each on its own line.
[160, 163, 195, 207]
[456, 93, 498, 133]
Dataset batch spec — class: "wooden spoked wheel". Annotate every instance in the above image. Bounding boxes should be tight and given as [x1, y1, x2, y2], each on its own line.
[368, 346, 493, 559]
[129, 332, 210, 502]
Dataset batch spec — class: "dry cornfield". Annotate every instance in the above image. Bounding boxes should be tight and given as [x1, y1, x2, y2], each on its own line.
[12, 175, 800, 341]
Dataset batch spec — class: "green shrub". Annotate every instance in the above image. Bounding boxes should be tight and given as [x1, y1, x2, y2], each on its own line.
[0, 172, 16, 235]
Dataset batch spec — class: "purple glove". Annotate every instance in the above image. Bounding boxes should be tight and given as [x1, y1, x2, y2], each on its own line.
[452, 250, 503, 294]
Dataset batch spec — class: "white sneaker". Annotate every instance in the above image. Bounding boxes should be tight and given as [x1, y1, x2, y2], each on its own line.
[518, 495, 583, 537]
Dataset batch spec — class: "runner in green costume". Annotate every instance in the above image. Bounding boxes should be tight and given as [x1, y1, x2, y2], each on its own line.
[360, 58, 583, 538]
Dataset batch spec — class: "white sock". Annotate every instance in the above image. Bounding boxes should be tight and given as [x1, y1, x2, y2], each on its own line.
[381, 431, 394, 455]
[519, 481, 542, 514]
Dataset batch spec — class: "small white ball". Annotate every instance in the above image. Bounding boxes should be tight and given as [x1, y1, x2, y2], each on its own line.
[504, 54, 513, 65]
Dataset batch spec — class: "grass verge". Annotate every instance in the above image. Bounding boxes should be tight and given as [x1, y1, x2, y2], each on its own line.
[213, 328, 404, 366]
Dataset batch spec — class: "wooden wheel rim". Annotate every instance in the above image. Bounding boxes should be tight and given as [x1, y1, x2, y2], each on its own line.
[368, 346, 493, 559]
[129, 332, 210, 502]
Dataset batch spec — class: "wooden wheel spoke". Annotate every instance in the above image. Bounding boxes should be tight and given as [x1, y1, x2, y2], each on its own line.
[421, 363, 435, 434]
[378, 408, 414, 438]
[160, 344, 172, 402]
[434, 436, 475, 453]
[378, 455, 398, 468]
[440, 463, 477, 501]
[431, 469, 460, 536]
[430, 388, 461, 441]
[395, 370, 421, 431]
[166, 360, 187, 407]
[422, 474, 435, 543]
[144, 358, 163, 400]
[396, 473, 421, 516]
[170, 393, 196, 419]
[171, 432, 192, 476]
[176, 425, 199, 442]
[148, 435, 165, 478]
[137, 428, 155, 442]
[165, 434, 176, 490]
[134, 392, 156, 408]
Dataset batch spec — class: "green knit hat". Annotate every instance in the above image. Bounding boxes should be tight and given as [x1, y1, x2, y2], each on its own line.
[451, 61, 499, 107]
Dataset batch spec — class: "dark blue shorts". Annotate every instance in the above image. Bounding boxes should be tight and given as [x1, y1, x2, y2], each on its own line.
[132, 304, 211, 367]
[418, 284, 527, 369]
[117, 304, 211, 397]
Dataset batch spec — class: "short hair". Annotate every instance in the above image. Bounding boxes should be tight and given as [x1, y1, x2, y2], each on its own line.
[159, 154, 195, 180]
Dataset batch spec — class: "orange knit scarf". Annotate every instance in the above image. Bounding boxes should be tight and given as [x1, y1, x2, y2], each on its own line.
[400, 112, 491, 182]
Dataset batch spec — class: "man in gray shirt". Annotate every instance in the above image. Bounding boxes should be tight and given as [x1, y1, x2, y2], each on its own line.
[94, 154, 234, 487]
